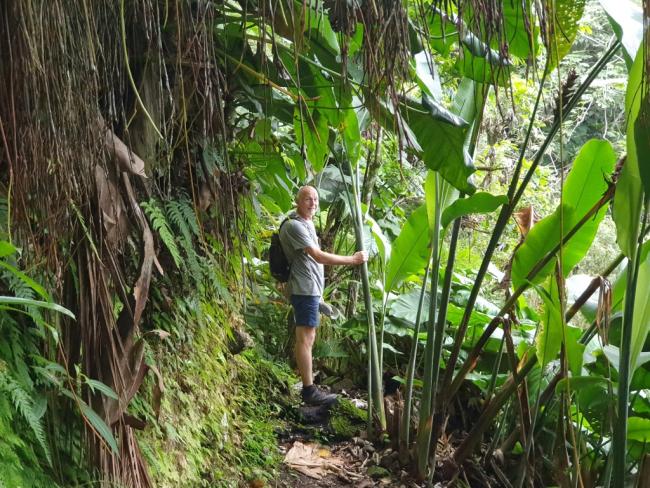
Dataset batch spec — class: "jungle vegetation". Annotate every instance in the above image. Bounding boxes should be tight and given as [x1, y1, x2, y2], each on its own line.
[0, 0, 649, 487]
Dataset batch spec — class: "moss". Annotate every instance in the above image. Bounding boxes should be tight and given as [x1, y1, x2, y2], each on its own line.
[133, 295, 296, 487]
[367, 466, 390, 478]
[329, 399, 368, 439]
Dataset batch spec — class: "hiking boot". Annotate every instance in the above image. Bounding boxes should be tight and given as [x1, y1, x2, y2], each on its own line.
[301, 385, 338, 406]
[319, 301, 340, 320]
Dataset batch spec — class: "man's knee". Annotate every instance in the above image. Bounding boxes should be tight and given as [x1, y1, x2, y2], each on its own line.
[295, 325, 316, 347]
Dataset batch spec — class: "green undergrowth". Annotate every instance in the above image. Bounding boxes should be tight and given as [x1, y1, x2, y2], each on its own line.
[329, 399, 368, 440]
[133, 293, 295, 487]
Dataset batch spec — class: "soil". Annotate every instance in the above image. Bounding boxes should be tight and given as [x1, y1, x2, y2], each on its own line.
[264, 396, 425, 488]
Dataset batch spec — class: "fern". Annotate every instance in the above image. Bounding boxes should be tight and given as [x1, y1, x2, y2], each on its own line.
[166, 196, 200, 239]
[165, 199, 194, 247]
[141, 199, 182, 268]
[0, 371, 52, 466]
[165, 197, 205, 287]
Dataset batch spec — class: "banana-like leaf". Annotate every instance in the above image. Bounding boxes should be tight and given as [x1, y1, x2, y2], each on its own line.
[385, 205, 430, 294]
[634, 91, 650, 197]
[629, 250, 650, 372]
[535, 278, 563, 367]
[427, 8, 512, 86]
[294, 107, 329, 172]
[424, 171, 458, 233]
[511, 139, 617, 289]
[367, 214, 391, 264]
[389, 288, 492, 328]
[599, 0, 643, 67]
[614, 49, 645, 258]
[556, 375, 610, 394]
[627, 417, 650, 442]
[462, 0, 539, 60]
[405, 96, 475, 194]
[502, 0, 539, 60]
[441, 192, 508, 229]
[413, 51, 442, 100]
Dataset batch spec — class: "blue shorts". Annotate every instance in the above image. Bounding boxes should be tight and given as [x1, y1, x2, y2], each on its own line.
[291, 295, 320, 327]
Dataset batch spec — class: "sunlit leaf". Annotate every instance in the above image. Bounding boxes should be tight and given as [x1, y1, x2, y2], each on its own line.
[406, 96, 475, 193]
[627, 417, 650, 442]
[535, 278, 563, 367]
[556, 375, 610, 394]
[441, 192, 508, 229]
[385, 205, 430, 294]
[547, 0, 586, 70]
[629, 250, 650, 372]
[0, 241, 16, 258]
[614, 48, 645, 258]
[512, 139, 617, 289]
[294, 107, 329, 172]
[366, 214, 391, 264]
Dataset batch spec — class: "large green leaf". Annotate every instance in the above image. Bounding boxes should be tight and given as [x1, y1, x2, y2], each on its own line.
[367, 214, 391, 264]
[502, 0, 539, 60]
[535, 278, 563, 367]
[405, 96, 475, 193]
[294, 107, 329, 172]
[441, 192, 508, 229]
[511, 139, 617, 289]
[629, 250, 650, 372]
[385, 205, 430, 294]
[627, 417, 650, 443]
[389, 288, 492, 328]
[556, 375, 610, 394]
[634, 91, 650, 197]
[455, 45, 511, 87]
[427, 8, 512, 85]
[413, 51, 442, 100]
[547, 0, 586, 70]
[599, 0, 643, 67]
[424, 171, 457, 233]
[614, 49, 645, 258]
[462, 0, 539, 61]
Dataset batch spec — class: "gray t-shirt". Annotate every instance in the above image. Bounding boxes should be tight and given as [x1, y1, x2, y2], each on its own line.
[279, 213, 325, 297]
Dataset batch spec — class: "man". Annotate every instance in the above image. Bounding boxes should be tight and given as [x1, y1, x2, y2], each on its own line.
[280, 185, 368, 406]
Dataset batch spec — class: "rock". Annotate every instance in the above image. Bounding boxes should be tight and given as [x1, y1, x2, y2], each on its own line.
[332, 377, 355, 391]
[298, 403, 334, 424]
[363, 444, 376, 454]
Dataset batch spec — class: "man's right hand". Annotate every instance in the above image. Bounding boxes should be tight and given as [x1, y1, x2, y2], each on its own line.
[351, 251, 368, 265]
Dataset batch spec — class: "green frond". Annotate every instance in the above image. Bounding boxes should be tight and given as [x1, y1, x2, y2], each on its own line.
[0, 373, 52, 466]
[165, 199, 194, 247]
[142, 200, 183, 269]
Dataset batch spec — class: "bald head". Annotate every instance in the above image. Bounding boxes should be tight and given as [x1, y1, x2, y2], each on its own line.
[296, 186, 319, 220]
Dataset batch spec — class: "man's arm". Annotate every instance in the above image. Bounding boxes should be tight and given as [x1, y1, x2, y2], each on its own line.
[304, 247, 368, 266]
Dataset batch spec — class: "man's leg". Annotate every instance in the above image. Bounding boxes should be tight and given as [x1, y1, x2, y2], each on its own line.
[295, 325, 316, 387]
[291, 295, 336, 406]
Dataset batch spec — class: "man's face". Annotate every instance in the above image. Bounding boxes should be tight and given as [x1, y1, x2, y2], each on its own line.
[297, 187, 319, 219]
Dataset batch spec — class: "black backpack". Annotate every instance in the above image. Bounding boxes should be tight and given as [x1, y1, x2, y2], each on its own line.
[269, 218, 292, 282]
